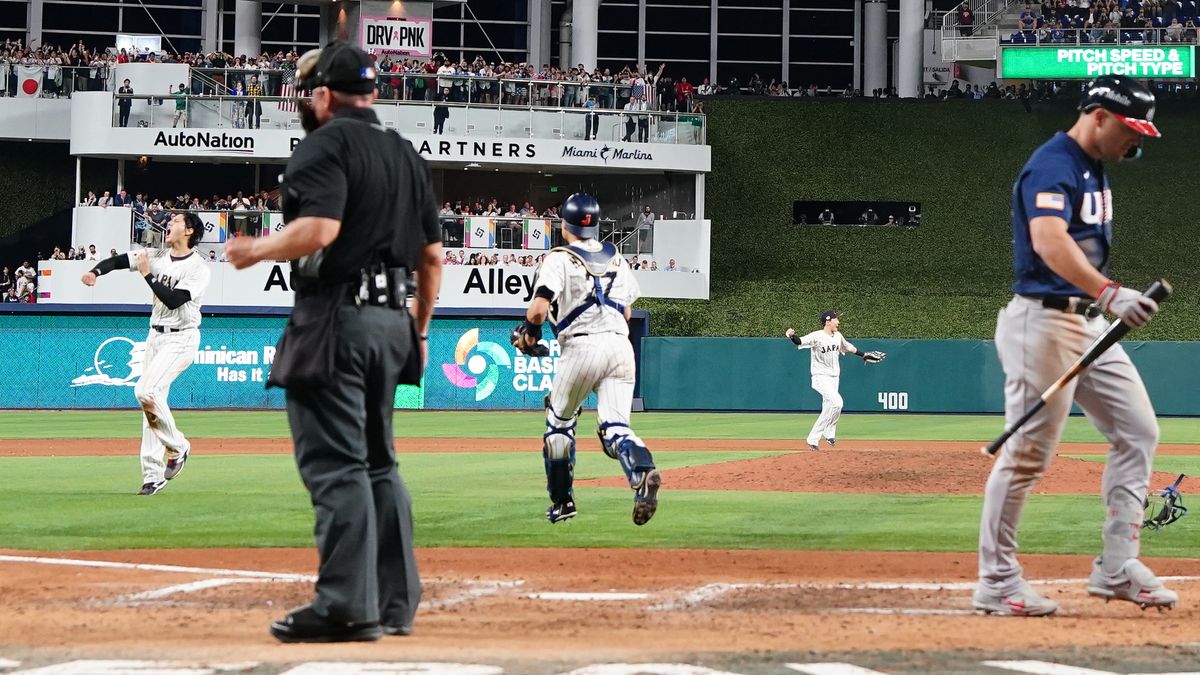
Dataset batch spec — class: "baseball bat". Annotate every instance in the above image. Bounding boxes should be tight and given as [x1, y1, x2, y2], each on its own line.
[981, 279, 1173, 458]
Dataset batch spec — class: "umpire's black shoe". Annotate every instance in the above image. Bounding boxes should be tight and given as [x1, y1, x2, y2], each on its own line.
[547, 499, 577, 524]
[382, 623, 413, 636]
[269, 605, 383, 644]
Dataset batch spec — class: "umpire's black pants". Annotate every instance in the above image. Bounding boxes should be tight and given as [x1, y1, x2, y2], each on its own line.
[286, 302, 421, 629]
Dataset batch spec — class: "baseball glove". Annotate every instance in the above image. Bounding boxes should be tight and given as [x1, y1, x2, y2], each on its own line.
[863, 351, 886, 364]
[511, 321, 550, 357]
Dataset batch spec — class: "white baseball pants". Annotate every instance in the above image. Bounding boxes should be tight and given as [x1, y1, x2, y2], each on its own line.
[979, 295, 1158, 595]
[806, 374, 843, 446]
[545, 333, 637, 457]
[136, 328, 199, 483]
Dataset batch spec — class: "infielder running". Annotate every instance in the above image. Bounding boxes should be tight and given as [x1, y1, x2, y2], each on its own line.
[976, 75, 1173, 616]
[83, 212, 210, 496]
[785, 311, 885, 450]
[511, 192, 661, 526]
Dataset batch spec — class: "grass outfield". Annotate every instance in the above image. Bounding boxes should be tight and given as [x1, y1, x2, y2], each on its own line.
[2, 410, 1200, 443]
[0, 449, 1197, 555]
[1, 411, 1197, 555]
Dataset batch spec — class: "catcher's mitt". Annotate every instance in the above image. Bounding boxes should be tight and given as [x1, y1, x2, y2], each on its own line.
[511, 321, 550, 357]
[863, 351, 886, 364]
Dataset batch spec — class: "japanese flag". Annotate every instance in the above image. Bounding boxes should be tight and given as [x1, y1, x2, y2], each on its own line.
[17, 66, 42, 98]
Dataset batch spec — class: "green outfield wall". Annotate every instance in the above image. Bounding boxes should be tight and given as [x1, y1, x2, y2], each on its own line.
[641, 337, 1200, 415]
[642, 98, 1200, 340]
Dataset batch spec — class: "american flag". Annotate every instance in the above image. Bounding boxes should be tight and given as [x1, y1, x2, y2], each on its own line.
[277, 70, 304, 112]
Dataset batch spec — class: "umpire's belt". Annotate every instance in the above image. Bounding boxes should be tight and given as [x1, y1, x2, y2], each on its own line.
[1023, 295, 1102, 318]
[151, 325, 190, 333]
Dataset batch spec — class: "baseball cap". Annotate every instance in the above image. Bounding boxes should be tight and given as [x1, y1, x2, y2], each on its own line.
[297, 42, 377, 95]
[820, 310, 839, 324]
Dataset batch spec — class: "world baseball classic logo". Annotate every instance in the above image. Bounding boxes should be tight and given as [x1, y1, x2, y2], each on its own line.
[441, 328, 512, 401]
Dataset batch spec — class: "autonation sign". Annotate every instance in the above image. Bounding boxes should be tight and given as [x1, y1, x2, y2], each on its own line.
[1000, 46, 1195, 79]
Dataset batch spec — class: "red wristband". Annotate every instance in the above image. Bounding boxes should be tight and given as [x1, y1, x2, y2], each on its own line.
[1098, 281, 1119, 309]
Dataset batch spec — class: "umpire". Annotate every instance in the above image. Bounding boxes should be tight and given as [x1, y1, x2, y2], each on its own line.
[226, 41, 443, 643]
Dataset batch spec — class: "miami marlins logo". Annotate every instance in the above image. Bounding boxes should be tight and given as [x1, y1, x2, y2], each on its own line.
[599, 145, 611, 164]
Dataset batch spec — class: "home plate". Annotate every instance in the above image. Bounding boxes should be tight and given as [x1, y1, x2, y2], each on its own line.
[528, 592, 649, 601]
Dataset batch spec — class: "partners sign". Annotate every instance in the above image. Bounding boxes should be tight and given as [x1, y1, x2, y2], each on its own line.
[999, 46, 1195, 79]
[361, 17, 432, 58]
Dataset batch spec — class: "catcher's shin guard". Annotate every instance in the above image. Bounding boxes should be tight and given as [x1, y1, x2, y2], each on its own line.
[544, 399, 579, 503]
[599, 422, 655, 488]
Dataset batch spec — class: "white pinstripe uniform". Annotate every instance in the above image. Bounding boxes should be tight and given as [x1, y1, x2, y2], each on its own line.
[536, 239, 658, 522]
[129, 249, 210, 484]
[793, 330, 856, 446]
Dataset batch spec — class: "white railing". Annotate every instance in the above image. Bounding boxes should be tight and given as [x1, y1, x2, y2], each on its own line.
[942, 0, 1023, 39]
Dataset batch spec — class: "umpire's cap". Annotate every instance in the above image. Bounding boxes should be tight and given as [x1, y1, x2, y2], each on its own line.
[297, 42, 377, 95]
[1078, 75, 1161, 138]
[561, 192, 601, 239]
[820, 310, 840, 325]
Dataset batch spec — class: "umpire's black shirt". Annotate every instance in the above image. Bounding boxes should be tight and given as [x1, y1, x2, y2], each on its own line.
[283, 106, 440, 283]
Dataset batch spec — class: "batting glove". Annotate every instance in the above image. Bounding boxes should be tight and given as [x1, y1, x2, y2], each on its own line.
[1098, 282, 1159, 329]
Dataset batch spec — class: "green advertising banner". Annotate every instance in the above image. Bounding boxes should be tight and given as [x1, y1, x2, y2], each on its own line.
[1000, 46, 1195, 79]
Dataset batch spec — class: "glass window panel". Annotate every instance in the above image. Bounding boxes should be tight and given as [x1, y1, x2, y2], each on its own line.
[43, 4, 118, 30]
[0, 1, 25, 28]
[599, 3, 638, 28]
[434, 4, 463, 19]
[718, 8, 782, 35]
[789, 36, 853, 62]
[787, 63, 852, 88]
[720, 0, 784, 7]
[717, 34, 780, 59]
[646, 6, 709, 32]
[462, 21, 527, 53]
[649, 0, 710, 6]
[121, 8, 201, 37]
[465, 0, 527, 22]
[645, 32, 710, 61]
[598, 32, 638, 60]
[790, 8, 853, 35]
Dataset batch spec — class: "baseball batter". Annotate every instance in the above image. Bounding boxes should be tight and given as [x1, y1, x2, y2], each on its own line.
[976, 75, 1173, 616]
[511, 193, 660, 526]
[83, 212, 211, 496]
[785, 312, 885, 450]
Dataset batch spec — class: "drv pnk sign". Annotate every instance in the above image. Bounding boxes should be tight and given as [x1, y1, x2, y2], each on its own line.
[361, 17, 432, 58]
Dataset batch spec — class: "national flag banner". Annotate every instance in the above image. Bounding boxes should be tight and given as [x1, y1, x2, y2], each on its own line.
[523, 219, 551, 250]
[1036, 192, 1065, 211]
[278, 72, 307, 112]
[17, 65, 42, 98]
[464, 216, 495, 248]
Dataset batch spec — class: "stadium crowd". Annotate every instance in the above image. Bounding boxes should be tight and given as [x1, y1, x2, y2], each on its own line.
[1005, 0, 1200, 43]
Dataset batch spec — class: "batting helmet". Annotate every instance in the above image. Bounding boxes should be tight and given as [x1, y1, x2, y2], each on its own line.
[1078, 75, 1161, 139]
[561, 192, 601, 239]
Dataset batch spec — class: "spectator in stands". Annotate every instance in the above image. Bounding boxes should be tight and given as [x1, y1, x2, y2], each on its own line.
[207, 250, 218, 262]
[51, 247, 64, 260]
[439, 202, 454, 216]
[113, 190, 128, 207]
[582, 96, 600, 140]
[433, 87, 450, 134]
[0, 266, 10, 295]
[818, 208, 834, 225]
[665, 259, 678, 272]
[520, 201, 534, 216]
[117, 78, 133, 126]
[3, 287, 17, 303]
[109, 248, 117, 257]
[245, 75, 263, 129]
[959, 3, 975, 35]
[98, 191, 112, 207]
[172, 83, 189, 128]
[504, 204, 519, 218]
[629, 255, 641, 270]
[648, 261, 658, 271]
[87, 244, 97, 260]
[1167, 16, 1184, 39]
[81, 191, 97, 206]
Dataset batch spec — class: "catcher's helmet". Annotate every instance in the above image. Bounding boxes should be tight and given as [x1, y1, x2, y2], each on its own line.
[1078, 75, 1161, 139]
[561, 192, 601, 239]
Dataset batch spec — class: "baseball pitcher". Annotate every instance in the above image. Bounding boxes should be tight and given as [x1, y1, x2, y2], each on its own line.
[83, 212, 210, 495]
[511, 192, 661, 526]
[785, 311, 885, 450]
[976, 75, 1174, 616]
